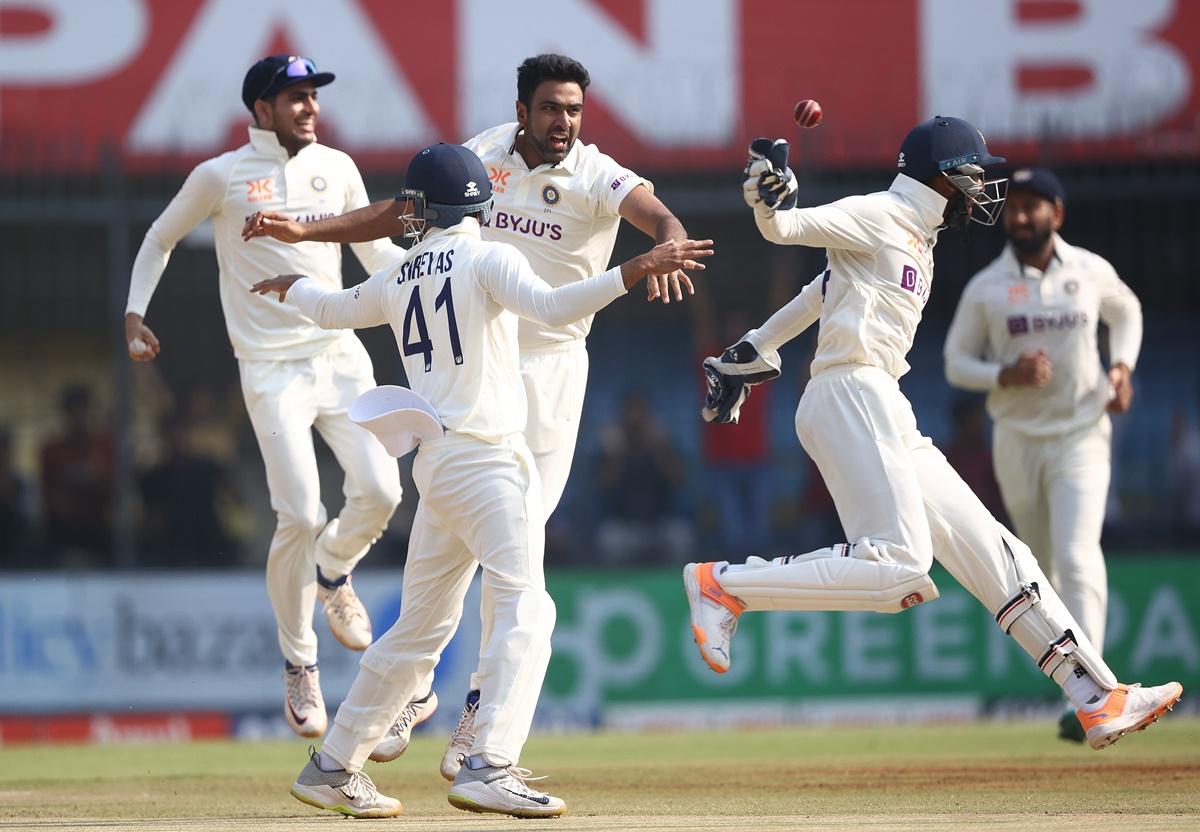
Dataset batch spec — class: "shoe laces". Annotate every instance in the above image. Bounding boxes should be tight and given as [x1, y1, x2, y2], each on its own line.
[449, 697, 479, 746]
[287, 666, 322, 712]
[342, 768, 380, 801]
[325, 580, 367, 627]
[497, 767, 549, 798]
[385, 698, 424, 739]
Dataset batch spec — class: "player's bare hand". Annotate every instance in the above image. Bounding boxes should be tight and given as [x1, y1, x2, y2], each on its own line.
[242, 210, 305, 243]
[627, 239, 713, 288]
[124, 312, 160, 362]
[249, 274, 306, 302]
[1000, 349, 1052, 388]
[645, 270, 696, 304]
[1106, 363, 1134, 412]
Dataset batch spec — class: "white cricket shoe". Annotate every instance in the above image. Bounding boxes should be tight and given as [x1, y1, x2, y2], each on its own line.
[283, 663, 327, 738]
[1079, 681, 1184, 750]
[683, 561, 745, 674]
[291, 747, 402, 818]
[448, 762, 565, 818]
[439, 689, 480, 781]
[369, 690, 439, 762]
[317, 574, 372, 651]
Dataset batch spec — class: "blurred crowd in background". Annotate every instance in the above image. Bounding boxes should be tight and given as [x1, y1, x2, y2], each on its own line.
[3, 162, 1199, 571]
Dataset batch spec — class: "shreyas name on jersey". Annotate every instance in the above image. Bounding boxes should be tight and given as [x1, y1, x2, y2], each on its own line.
[398, 249, 455, 285]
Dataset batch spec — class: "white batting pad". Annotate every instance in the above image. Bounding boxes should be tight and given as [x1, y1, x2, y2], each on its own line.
[349, 385, 444, 457]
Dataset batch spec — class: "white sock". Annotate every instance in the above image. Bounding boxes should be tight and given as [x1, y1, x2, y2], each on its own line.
[1062, 667, 1107, 710]
[315, 750, 345, 772]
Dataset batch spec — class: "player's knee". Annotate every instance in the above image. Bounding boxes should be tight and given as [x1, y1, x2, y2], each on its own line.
[358, 474, 403, 518]
[273, 504, 326, 540]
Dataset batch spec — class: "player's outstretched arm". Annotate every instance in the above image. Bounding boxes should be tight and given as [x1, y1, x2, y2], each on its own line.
[249, 269, 389, 331]
[481, 239, 713, 329]
[618, 184, 695, 304]
[242, 199, 406, 244]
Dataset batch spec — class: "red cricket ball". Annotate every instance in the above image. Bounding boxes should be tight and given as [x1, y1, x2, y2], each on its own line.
[794, 99, 823, 129]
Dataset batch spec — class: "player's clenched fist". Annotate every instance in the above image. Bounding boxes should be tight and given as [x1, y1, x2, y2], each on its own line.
[242, 210, 307, 243]
[124, 312, 161, 361]
[999, 348, 1052, 388]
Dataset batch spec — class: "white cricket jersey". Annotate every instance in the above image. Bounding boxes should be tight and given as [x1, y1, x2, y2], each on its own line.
[463, 123, 643, 348]
[749, 174, 947, 379]
[126, 127, 404, 361]
[944, 234, 1142, 437]
[287, 217, 627, 442]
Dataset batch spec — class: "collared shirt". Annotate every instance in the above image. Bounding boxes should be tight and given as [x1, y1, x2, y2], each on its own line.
[463, 122, 643, 348]
[287, 218, 627, 442]
[748, 174, 947, 379]
[944, 233, 1142, 437]
[127, 127, 404, 361]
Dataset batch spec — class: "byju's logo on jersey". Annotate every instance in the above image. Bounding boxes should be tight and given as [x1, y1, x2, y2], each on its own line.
[464, 181, 480, 198]
[541, 184, 560, 206]
[1007, 314, 1030, 335]
[246, 178, 275, 202]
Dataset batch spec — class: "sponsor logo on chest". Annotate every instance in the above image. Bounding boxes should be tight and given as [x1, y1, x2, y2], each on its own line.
[1007, 310, 1089, 335]
[482, 209, 563, 241]
[246, 178, 275, 203]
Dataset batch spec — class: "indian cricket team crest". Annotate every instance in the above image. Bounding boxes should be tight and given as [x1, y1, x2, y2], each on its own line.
[541, 184, 561, 206]
[1064, 279, 1079, 295]
[311, 176, 327, 192]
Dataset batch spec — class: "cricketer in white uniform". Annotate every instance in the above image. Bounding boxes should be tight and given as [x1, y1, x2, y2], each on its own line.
[685, 119, 1180, 751]
[944, 166, 1143, 741]
[124, 56, 404, 737]
[260, 142, 712, 818]
[241, 53, 690, 775]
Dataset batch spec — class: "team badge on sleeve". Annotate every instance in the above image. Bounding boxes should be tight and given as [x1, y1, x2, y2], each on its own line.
[541, 184, 560, 206]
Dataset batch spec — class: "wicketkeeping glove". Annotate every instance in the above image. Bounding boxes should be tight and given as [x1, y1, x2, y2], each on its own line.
[742, 137, 798, 214]
[701, 339, 782, 424]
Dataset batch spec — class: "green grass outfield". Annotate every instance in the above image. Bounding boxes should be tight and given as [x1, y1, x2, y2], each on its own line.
[1, 719, 1198, 831]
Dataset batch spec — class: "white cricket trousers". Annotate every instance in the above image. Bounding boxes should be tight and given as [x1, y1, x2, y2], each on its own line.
[239, 336, 402, 667]
[719, 364, 1116, 687]
[459, 341, 588, 695]
[993, 417, 1111, 649]
[520, 339, 589, 517]
[323, 431, 556, 772]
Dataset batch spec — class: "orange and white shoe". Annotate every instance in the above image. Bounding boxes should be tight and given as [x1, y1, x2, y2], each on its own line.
[1078, 681, 1183, 750]
[683, 562, 745, 673]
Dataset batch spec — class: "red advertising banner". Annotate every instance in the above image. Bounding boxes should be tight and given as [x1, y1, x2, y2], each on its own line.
[1, 0, 1198, 174]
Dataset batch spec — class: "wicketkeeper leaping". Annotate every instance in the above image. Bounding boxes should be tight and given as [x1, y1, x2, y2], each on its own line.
[686, 118, 1181, 750]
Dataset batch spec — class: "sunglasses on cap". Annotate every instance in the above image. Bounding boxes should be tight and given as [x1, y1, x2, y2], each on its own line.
[258, 55, 319, 101]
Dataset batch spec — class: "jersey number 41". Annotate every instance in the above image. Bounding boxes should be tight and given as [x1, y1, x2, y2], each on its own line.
[403, 279, 463, 372]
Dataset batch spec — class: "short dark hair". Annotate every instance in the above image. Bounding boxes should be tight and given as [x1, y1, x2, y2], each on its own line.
[516, 54, 590, 108]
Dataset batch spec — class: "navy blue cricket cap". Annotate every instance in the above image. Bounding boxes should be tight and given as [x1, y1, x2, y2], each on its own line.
[242, 55, 334, 112]
[897, 116, 1006, 182]
[404, 143, 493, 207]
[1007, 166, 1066, 204]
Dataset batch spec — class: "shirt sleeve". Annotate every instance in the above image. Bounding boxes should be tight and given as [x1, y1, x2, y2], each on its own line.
[592, 151, 643, 217]
[745, 271, 826, 353]
[343, 156, 408, 274]
[754, 198, 884, 252]
[944, 277, 1002, 391]
[1096, 260, 1143, 371]
[126, 159, 225, 316]
[288, 265, 391, 330]
[475, 244, 627, 328]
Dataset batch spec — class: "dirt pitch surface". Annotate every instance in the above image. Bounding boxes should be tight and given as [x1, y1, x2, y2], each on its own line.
[1, 720, 1198, 831]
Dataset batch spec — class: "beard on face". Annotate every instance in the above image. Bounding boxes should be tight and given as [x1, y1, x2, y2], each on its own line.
[529, 130, 573, 163]
[1009, 225, 1053, 254]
